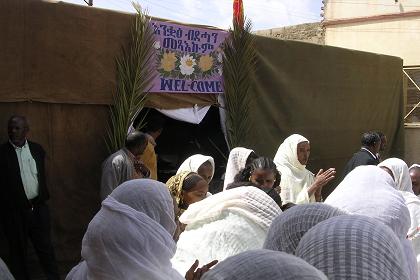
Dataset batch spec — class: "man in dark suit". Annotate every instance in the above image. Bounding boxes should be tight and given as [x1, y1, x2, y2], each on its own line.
[342, 131, 381, 178]
[0, 116, 59, 280]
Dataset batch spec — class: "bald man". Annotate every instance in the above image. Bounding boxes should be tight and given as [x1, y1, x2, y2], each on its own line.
[0, 116, 59, 280]
[100, 131, 150, 200]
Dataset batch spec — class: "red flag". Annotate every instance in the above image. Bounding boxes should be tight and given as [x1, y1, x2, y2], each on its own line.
[233, 0, 244, 27]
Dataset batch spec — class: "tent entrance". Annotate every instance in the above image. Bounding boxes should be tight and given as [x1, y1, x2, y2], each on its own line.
[136, 106, 229, 194]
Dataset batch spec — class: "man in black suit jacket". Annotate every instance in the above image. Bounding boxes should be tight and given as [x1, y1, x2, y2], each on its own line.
[0, 116, 59, 280]
[342, 131, 381, 179]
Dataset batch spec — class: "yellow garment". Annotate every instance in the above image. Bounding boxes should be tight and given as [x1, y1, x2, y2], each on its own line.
[140, 141, 157, 180]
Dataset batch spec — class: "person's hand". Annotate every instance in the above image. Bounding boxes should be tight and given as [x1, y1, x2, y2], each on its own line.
[185, 260, 218, 280]
[308, 168, 336, 197]
[314, 168, 336, 188]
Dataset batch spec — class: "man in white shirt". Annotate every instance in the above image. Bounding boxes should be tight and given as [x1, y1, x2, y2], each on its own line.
[0, 116, 59, 280]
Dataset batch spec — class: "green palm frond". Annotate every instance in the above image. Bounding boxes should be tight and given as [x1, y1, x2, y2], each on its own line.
[222, 19, 257, 149]
[105, 4, 156, 153]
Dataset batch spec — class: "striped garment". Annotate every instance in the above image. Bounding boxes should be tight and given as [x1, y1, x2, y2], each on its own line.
[263, 202, 346, 254]
[296, 215, 410, 280]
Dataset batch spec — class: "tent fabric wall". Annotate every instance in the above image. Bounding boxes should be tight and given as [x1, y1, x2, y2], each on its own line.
[0, 0, 218, 108]
[0, 0, 405, 274]
[0, 102, 109, 272]
[247, 36, 404, 195]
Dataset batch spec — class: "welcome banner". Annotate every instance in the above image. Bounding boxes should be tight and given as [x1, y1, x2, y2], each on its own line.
[150, 20, 228, 94]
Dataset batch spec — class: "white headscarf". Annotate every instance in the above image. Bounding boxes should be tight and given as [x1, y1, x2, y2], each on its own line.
[296, 215, 410, 280]
[172, 187, 281, 275]
[66, 179, 183, 280]
[325, 165, 410, 238]
[223, 147, 254, 190]
[410, 164, 420, 170]
[201, 249, 328, 280]
[273, 134, 315, 204]
[379, 158, 414, 193]
[0, 258, 13, 280]
[180, 186, 280, 230]
[263, 203, 346, 254]
[379, 159, 420, 279]
[324, 166, 417, 280]
[177, 154, 215, 181]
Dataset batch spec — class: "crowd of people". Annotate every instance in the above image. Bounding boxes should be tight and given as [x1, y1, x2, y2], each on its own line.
[1, 115, 420, 279]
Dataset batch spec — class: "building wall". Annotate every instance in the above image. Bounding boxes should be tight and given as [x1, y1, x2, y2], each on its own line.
[324, 0, 420, 19]
[324, 17, 420, 65]
[323, 0, 420, 65]
[255, 23, 324, 45]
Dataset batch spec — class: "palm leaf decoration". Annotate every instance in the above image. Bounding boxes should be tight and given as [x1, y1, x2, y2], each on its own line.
[105, 3, 156, 153]
[222, 19, 257, 149]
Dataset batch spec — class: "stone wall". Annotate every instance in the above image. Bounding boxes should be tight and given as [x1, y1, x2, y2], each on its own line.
[254, 22, 325, 45]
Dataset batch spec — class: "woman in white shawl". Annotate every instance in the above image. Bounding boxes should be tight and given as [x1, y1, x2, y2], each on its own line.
[325, 165, 417, 280]
[172, 186, 281, 275]
[296, 215, 410, 280]
[379, 158, 420, 279]
[202, 249, 327, 280]
[223, 147, 257, 190]
[66, 179, 213, 280]
[274, 134, 335, 204]
[177, 154, 215, 183]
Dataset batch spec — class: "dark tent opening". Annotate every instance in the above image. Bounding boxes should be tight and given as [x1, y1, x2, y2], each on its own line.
[135, 106, 229, 194]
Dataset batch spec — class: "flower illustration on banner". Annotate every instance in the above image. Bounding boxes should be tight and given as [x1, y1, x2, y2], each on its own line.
[179, 55, 196, 76]
[156, 49, 223, 79]
[153, 41, 161, 49]
[160, 52, 177, 72]
[198, 54, 213, 72]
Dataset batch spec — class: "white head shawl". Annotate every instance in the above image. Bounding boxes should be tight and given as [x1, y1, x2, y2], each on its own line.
[66, 179, 182, 280]
[201, 249, 328, 280]
[172, 187, 281, 275]
[378, 158, 420, 209]
[324, 166, 417, 280]
[223, 147, 254, 190]
[273, 134, 314, 204]
[0, 258, 13, 280]
[379, 158, 414, 193]
[176, 154, 215, 181]
[410, 164, 420, 171]
[180, 186, 281, 230]
[263, 203, 345, 254]
[325, 165, 410, 238]
[379, 158, 420, 279]
[296, 215, 410, 280]
[111, 179, 177, 235]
